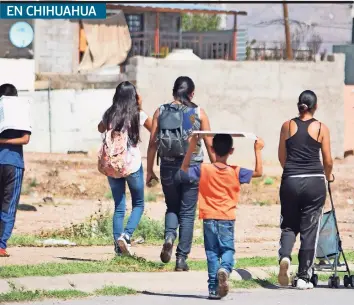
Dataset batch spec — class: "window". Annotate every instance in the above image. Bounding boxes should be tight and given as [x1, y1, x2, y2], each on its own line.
[125, 14, 143, 33]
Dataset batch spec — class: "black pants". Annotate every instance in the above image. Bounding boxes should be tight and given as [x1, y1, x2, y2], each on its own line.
[160, 161, 199, 260]
[279, 176, 326, 280]
[0, 165, 24, 249]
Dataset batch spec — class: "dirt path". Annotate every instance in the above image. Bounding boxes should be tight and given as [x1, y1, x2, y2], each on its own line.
[4, 153, 353, 266]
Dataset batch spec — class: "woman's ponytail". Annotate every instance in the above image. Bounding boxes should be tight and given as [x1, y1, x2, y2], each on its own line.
[172, 76, 197, 108]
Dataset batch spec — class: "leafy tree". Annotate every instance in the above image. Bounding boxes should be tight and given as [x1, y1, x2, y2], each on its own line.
[181, 13, 221, 32]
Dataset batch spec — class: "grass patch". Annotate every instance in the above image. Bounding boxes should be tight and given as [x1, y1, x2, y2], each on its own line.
[1, 253, 353, 279]
[20, 185, 31, 195]
[29, 178, 39, 188]
[256, 224, 277, 228]
[253, 200, 273, 206]
[0, 255, 287, 279]
[104, 191, 113, 199]
[95, 285, 137, 296]
[0, 289, 89, 303]
[144, 192, 158, 202]
[21, 178, 39, 195]
[10, 208, 204, 247]
[0, 286, 137, 303]
[8, 235, 39, 246]
[0, 256, 166, 278]
[232, 272, 278, 289]
[263, 177, 274, 186]
[10, 210, 166, 246]
[251, 178, 262, 186]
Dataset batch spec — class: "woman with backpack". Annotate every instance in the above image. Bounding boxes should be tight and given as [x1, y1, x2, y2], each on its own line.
[98, 81, 152, 256]
[146, 76, 215, 271]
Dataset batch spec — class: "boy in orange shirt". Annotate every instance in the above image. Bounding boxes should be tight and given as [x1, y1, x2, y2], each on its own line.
[176, 134, 264, 299]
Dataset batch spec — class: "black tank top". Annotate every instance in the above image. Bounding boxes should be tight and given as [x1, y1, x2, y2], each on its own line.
[282, 118, 324, 178]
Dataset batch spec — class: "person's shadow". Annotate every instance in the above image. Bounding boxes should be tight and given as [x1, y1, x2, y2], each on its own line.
[141, 268, 281, 300]
[18, 204, 37, 211]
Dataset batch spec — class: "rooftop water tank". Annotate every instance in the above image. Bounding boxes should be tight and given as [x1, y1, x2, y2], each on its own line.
[165, 49, 201, 60]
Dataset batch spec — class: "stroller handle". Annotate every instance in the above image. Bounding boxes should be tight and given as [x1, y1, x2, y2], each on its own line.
[327, 174, 335, 183]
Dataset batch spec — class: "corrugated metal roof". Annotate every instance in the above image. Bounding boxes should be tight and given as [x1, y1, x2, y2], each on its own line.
[108, 3, 246, 15]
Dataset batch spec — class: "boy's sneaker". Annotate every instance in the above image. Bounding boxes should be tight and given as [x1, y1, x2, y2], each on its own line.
[0, 248, 9, 257]
[208, 290, 221, 300]
[160, 235, 174, 263]
[175, 257, 189, 272]
[117, 233, 132, 256]
[217, 268, 230, 298]
[296, 278, 314, 290]
[114, 240, 122, 256]
[278, 257, 291, 286]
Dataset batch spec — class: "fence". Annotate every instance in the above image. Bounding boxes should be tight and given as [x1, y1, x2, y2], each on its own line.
[128, 29, 247, 60]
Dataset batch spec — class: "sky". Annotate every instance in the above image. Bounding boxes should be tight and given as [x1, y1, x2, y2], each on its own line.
[222, 2, 352, 53]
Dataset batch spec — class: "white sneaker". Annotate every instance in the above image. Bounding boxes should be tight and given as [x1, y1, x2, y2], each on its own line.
[117, 234, 132, 256]
[296, 278, 314, 290]
[278, 257, 290, 286]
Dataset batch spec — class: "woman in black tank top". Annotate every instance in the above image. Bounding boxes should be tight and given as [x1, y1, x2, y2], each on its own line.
[276, 90, 334, 289]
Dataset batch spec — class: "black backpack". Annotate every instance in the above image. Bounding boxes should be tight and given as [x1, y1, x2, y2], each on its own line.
[157, 104, 187, 159]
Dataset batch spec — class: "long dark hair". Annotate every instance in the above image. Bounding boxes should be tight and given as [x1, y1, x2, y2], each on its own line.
[0, 83, 18, 97]
[172, 76, 197, 108]
[103, 81, 140, 145]
[298, 90, 317, 114]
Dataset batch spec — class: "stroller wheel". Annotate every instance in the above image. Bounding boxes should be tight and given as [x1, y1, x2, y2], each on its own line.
[350, 275, 354, 288]
[328, 277, 333, 288]
[344, 275, 350, 288]
[333, 276, 340, 289]
[311, 274, 318, 287]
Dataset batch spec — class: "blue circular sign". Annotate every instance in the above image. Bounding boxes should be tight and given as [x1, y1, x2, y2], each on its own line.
[9, 21, 34, 48]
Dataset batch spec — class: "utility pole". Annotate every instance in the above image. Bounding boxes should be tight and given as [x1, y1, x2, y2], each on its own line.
[283, 2, 293, 60]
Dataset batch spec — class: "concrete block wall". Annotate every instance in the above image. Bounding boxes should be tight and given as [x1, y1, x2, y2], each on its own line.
[132, 55, 345, 166]
[344, 85, 354, 153]
[34, 20, 79, 74]
[20, 55, 345, 167]
[20, 89, 115, 154]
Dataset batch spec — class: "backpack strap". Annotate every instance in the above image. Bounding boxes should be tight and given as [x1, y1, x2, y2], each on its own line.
[156, 104, 168, 166]
[196, 106, 201, 118]
[317, 121, 322, 142]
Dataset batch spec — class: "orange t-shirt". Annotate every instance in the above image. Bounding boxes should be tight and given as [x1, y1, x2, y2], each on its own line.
[197, 163, 252, 220]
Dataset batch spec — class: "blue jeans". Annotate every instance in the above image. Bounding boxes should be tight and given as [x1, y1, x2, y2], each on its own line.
[160, 160, 199, 259]
[108, 165, 144, 241]
[203, 219, 235, 290]
[0, 165, 24, 249]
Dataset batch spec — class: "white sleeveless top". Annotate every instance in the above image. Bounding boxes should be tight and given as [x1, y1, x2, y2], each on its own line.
[127, 111, 148, 173]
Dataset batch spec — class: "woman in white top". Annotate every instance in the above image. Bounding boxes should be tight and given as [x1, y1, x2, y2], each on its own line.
[98, 81, 152, 255]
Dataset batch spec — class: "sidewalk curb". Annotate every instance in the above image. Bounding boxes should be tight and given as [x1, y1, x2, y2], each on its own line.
[1, 265, 353, 295]
[0, 280, 10, 294]
[0, 269, 272, 295]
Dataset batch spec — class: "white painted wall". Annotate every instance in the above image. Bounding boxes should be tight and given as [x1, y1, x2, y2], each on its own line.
[0, 59, 35, 91]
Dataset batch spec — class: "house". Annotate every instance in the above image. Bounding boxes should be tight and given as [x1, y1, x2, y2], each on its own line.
[109, 3, 247, 64]
[0, 3, 247, 74]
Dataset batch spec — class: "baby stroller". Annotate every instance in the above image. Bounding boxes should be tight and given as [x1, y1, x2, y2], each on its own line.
[310, 177, 353, 288]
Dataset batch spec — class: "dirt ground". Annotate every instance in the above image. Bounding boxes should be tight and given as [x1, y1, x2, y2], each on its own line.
[11, 152, 354, 260]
